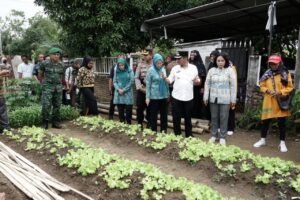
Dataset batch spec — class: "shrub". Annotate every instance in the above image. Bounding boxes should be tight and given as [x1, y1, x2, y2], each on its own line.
[4, 78, 41, 111]
[237, 101, 262, 130]
[8, 105, 79, 127]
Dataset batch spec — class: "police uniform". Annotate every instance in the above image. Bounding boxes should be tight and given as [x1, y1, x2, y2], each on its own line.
[135, 49, 152, 128]
[39, 48, 64, 129]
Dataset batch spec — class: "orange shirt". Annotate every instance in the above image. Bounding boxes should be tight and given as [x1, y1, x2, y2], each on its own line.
[260, 73, 293, 120]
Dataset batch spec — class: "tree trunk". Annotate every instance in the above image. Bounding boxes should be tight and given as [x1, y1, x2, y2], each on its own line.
[295, 26, 300, 91]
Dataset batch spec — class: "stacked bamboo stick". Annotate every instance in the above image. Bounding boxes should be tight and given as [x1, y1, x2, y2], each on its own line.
[0, 142, 94, 200]
[98, 103, 210, 134]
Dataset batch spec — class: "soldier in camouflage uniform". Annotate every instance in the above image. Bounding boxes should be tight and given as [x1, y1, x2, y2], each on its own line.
[38, 48, 64, 129]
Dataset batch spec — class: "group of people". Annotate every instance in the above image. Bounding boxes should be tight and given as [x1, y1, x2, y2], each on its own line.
[0, 48, 99, 130]
[108, 49, 237, 143]
[0, 47, 294, 152]
[38, 49, 99, 129]
[107, 49, 294, 152]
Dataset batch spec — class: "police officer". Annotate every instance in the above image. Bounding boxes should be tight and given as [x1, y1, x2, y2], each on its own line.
[38, 47, 64, 129]
[135, 48, 152, 129]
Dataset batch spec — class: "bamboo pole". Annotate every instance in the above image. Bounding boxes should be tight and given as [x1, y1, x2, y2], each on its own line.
[0, 161, 50, 200]
[0, 142, 94, 200]
[0, 160, 65, 200]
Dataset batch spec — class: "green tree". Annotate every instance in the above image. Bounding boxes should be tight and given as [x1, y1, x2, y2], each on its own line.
[0, 10, 26, 55]
[34, 0, 213, 56]
[10, 14, 62, 57]
[1, 12, 61, 58]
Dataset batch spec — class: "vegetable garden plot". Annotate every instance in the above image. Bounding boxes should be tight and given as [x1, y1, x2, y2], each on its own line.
[72, 116, 300, 200]
[2, 127, 236, 200]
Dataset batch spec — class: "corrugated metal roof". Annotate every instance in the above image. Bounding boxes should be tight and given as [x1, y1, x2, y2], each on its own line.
[141, 0, 300, 41]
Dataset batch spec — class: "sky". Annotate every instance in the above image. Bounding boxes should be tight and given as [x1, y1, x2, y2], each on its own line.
[0, 0, 44, 19]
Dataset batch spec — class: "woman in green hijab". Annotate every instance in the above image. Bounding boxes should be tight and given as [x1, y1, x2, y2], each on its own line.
[146, 53, 169, 132]
[113, 58, 134, 124]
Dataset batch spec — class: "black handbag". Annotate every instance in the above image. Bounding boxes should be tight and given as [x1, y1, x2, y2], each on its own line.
[271, 75, 294, 111]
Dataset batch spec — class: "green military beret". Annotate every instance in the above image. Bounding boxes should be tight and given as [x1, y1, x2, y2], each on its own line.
[49, 47, 62, 55]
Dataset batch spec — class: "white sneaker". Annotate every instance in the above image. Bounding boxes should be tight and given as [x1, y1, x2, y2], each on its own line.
[218, 128, 220, 133]
[227, 131, 234, 136]
[279, 141, 288, 152]
[209, 137, 216, 143]
[220, 138, 226, 145]
[253, 138, 266, 148]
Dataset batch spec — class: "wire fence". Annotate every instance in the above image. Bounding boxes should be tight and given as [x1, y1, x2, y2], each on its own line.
[94, 57, 117, 75]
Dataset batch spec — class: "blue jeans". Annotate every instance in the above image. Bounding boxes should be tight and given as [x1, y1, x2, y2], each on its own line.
[210, 103, 230, 139]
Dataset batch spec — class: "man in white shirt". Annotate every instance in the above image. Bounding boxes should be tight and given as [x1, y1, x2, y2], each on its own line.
[17, 55, 34, 79]
[162, 51, 200, 137]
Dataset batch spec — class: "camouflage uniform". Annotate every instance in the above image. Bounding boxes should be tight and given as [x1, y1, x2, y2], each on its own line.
[39, 60, 64, 125]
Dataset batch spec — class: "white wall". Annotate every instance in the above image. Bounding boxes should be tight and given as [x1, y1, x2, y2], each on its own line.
[175, 39, 223, 68]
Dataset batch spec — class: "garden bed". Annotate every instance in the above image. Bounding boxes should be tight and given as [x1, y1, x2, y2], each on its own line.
[0, 127, 233, 200]
[68, 116, 300, 200]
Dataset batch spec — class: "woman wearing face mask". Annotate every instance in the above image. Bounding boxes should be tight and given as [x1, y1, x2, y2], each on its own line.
[113, 58, 134, 124]
[145, 53, 169, 132]
[203, 53, 237, 145]
[77, 56, 99, 115]
[253, 55, 293, 152]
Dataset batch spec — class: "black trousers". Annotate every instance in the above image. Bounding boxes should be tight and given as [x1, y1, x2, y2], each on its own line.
[228, 108, 235, 131]
[0, 97, 10, 131]
[191, 86, 202, 118]
[149, 99, 168, 132]
[108, 88, 115, 118]
[117, 104, 132, 124]
[261, 117, 286, 140]
[136, 91, 150, 127]
[81, 87, 99, 115]
[172, 98, 193, 137]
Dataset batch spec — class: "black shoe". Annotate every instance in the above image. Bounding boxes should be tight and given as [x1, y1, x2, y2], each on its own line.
[52, 122, 62, 129]
[42, 120, 48, 129]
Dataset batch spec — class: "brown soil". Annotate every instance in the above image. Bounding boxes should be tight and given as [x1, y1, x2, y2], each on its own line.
[0, 120, 299, 200]
[199, 128, 300, 164]
[0, 134, 185, 200]
[49, 121, 299, 199]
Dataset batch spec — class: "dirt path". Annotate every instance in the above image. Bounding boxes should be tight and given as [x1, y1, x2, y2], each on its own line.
[48, 121, 293, 200]
[198, 129, 300, 164]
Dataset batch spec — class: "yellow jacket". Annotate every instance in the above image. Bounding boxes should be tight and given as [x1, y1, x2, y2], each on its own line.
[260, 73, 293, 120]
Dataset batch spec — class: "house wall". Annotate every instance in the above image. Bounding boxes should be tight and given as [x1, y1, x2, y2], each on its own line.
[175, 39, 223, 68]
